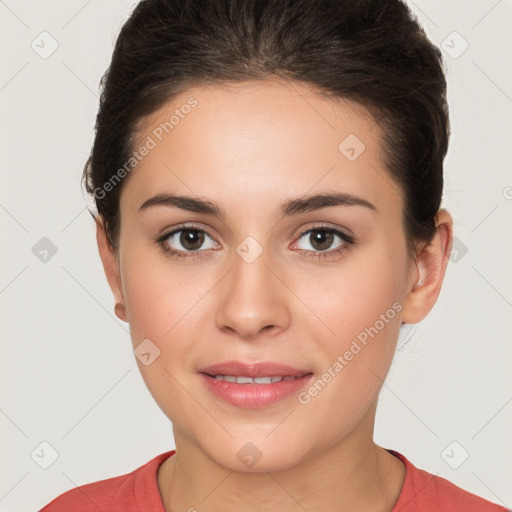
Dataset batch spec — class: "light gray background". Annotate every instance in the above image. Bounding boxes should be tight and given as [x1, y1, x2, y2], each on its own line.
[1, 1, 511, 510]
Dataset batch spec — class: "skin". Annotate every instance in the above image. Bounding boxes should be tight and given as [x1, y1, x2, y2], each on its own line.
[96, 78, 453, 512]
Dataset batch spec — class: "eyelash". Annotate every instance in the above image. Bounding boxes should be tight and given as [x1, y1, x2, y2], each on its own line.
[156, 223, 356, 261]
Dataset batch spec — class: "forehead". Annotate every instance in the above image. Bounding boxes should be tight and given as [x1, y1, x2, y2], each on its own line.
[123, 79, 401, 215]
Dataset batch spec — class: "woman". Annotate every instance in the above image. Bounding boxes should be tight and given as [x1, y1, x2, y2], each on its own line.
[40, 0, 508, 510]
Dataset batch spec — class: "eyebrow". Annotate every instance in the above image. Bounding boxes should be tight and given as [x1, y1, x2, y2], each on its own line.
[138, 191, 377, 217]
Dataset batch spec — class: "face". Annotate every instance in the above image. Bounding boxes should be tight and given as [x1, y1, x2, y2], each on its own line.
[103, 79, 421, 472]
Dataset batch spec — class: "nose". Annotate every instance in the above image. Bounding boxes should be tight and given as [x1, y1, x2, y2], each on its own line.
[215, 247, 291, 340]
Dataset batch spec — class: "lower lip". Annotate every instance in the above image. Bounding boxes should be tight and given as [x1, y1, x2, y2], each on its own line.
[200, 373, 314, 408]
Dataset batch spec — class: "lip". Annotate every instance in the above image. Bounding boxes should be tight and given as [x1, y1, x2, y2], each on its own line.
[198, 360, 314, 409]
[199, 360, 311, 378]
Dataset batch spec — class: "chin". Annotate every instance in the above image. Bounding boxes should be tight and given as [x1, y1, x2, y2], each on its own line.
[198, 434, 309, 473]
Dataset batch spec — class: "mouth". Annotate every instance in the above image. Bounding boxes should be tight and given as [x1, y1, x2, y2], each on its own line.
[198, 361, 314, 408]
[205, 374, 307, 384]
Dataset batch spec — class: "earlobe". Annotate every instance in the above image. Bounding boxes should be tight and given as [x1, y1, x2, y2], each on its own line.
[95, 216, 126, 316]
[114, 301, 127, 322]
[401, 209, 453, 324]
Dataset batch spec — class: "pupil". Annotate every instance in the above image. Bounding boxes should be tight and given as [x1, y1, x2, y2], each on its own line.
[181, 229, 203, 250]
[311, 230, 333, 251]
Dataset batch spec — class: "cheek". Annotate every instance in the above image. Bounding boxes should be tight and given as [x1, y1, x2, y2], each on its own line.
[290, 246, 405, 413]
[297, 247, 405, 352]
[293, 271, 403, 443]
[120, 251, 207, 427]
[121, 247, 209, 345]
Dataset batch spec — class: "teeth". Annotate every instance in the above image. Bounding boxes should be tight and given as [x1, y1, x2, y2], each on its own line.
[254, 377, 272, 384]
[212, 375, 301, 384]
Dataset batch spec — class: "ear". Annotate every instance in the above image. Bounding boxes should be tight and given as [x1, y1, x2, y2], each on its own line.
[401, 208, 453, 324]
[95, 216, 126, 321]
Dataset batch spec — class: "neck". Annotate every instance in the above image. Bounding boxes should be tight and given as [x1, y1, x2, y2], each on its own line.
[158, 410, 405, 512]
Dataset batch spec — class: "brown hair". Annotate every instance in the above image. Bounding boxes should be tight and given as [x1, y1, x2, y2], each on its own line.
[82, 0, 450, 259]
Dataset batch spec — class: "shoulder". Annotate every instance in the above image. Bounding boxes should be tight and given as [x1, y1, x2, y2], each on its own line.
[38, 451, 175, 512]
[389, 450, 509, 512]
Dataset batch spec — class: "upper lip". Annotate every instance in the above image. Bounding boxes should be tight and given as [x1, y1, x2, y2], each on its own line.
[199, 361, 312, 378]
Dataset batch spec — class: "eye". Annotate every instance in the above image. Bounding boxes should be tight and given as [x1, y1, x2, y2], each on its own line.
[157, 225, 218, 259]
[156, 224, 355, 261]
[292, 226, 355, 259]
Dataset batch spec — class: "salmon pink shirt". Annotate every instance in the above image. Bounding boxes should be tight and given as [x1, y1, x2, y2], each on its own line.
[39, 449, 509, 511]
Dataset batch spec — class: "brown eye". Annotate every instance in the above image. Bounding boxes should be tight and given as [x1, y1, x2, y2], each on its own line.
[295, 228, 352, 253]
[308, 230, 335, 251]
[159, 227, 217, 255]
[179, 229, 205, 251]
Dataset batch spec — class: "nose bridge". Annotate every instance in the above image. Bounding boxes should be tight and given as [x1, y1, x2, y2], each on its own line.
[215, 236, 290, 338]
